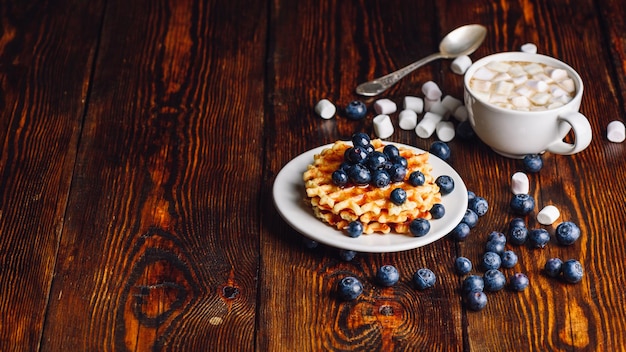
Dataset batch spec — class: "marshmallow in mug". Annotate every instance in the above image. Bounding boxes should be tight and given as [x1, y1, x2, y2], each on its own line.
[469, 60, 576, 111]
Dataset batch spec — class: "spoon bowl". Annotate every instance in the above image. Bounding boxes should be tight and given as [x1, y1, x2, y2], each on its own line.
[356, 24, 487, 96]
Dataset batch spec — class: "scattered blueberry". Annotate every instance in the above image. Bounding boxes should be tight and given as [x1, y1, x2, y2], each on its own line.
[508, 225, 529, 246]
[528, 228, 550, 248]
[485, 239, 505, 255]
[510, 194, 535, 215]
[351, 132, 371, 148]
[339, 249, 357, 261]
[466, 291, 488, 311]
[483, 269, 506, 292]
[435, 175, 455, 195]
[408, 171, 425, 186]
[461, 209, 479, 228]
[509, 217, 526, 229]
[450, 222, 471, 241]
[413, 268, 436, 290]
[377, 265, 400, 286]
[487, 231, 507, 244]
[469, 196, 489, 217]
[429, 203, 445, 219]
[429, 141, 451, 161]
[482, 252, 502, 271]
[501, 250, 519, 269]
[338, 276, 363, 300]
[409, 218, 430, 237]
[332, 169, 349, 187]
[348, 164, 371, 186]
[371, 169, 391, 188]
[382, 144, 400, 159]
[456, 120, 475, 140]
[346, 221, 363, 238]
[462, 275, 485, 294]
[544, 258, 564, 278]
[302, 237, 318, 249]
[555, 221, 581, 246]
[509, 273, 530, 291]
[455, 257, 473, 275]
[390, 188, 407, 205]
[345, 100, 367, 120]
[467, 191, 476, 205]
[561, 259, 583, 283]
[523, 154, 543, 173]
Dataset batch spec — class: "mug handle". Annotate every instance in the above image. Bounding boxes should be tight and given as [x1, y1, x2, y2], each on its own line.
[545, 111, 592, 155]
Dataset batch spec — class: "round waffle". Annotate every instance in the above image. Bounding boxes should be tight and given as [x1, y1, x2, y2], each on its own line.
[303, 139, 441, 235]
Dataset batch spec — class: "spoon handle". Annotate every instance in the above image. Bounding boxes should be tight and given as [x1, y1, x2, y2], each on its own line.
[356, 52, 443, 96]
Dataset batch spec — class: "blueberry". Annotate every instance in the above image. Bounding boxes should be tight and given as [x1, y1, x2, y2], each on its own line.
[561, 259, 583, 283]
[429, 141, 451, 160]
[509, 217, 526, 229]
[345, 147, 369, 164]
[348, 164, 371, 185]
[528, 228, 550, 248]
[456, 120, 475, 140]
[485, 240, 505, 255]
[408, 171, 425, 186]
[487, 231, 507, 245]
[429, 203, 445, 219]
[364, 144, 375, 154]
[467, 191, 476, 205]
[390, 188, 407, 205]
[508, 225, 529, 245]
[392, 156, 408, 168]
[338, 276, 363, 300]
[501, 250, 518, 269]
[469, 196, 489, 217]
[465, 291, 488, 311]
[523, 154, 543, 173]
[366, 151, 388, 170]
[509, 273, 529, 291]
[371, 169, 391, 188]
[483, 269, 506, 292]
[409, 218, 430, 237]
[302, 237, 318, 249]
[555, 221, 581, 246]
[345, 100, 367, 120]
[462, 275, 484, 293]
[413, 268, 436, 290]
[544, 258, 563, 277]
[383, 144, 400, 159]
[461, 209, 479, 228]
[332, 169, 349, 187]
[435, 175, 455, 195]
[351, 132, 371, 148]
[455, 257, 473, 275]
[388, 164, 407, 182]
[346, 221, 363, 238]
[510, 194, 535, 215]
[450, 222, 471, 241]
[339, 249, 357, 261]
[482, 252, 502, 271]
[376, 265, 400, 286]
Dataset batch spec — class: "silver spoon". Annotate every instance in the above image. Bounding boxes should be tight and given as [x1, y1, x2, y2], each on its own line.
[355, 24, 487, 96]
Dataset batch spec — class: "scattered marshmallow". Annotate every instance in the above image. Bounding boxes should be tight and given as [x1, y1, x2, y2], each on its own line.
[451, 55, 472, 75]
[607, 120, 626, 143]
[373, 114, 394, 139]
[511, 172, 529, 195]
[452, 105, 469, 122]
[520, 43, 538, 54]
[428, 101, 449, 119]
[403, 96, 424, 114]
[374, 98, 397, 115]
[415, 112, 443, 138]
[436, 121, 455, 142]
[422, 81, 443, 100]
[441, 95, 463, 114]
[398, 109, 418, 130]
[537, 205, 561, 225]
[314, 99, 336, 119]
[424, 97, 441, 112]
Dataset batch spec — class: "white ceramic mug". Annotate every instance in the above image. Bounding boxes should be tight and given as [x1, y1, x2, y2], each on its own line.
[463, 52, 592, 158]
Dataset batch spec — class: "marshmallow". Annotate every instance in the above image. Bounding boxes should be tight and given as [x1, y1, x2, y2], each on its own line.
[537, 205, 560, 225]
[523, 63, 544, 75]
[441, 95, 463, 114]
[511, 96, 531, 108]
[373, 114, 394, 139]
[486, 61, 512, 73]
[428, 101, 449, 118]
[398, 109, 418, 130]
[526, 80, 549, 92]
[314, 99, 336, 119]
[548, 68, 568, 81]
[422, 81, 443, 100]
[530, 92, 551, 105]
[453, 105, 469, 122]
[520, 43, 538, 54]
[424, 97, 441, 112]
[436, 121, 455, 142]
[403, 96, 424, 114]
[374, 98, 397, 115]
[451, 55, 472, 75]
[473, 67, 497, 81]
[558, 79, 576, 93]
[607, 120, 626, 143]
[511, 172, 529, 195]
[415, 112, 443, 138]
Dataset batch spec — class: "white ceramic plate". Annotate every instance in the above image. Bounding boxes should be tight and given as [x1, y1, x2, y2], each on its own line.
[273, 142, 468, 252]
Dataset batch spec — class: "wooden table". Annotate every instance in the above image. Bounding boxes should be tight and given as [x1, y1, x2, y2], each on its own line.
[1, 0, 625, 351]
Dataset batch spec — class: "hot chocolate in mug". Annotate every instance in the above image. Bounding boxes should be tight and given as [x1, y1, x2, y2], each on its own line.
[463, 52, 592, 158]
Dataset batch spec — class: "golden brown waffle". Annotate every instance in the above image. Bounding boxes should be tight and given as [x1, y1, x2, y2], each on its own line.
[303, 139, 441, 235]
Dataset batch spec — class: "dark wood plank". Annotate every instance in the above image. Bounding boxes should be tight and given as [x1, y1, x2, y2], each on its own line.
[0, 1, 104, 350]
[40, 0, 267, 350]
